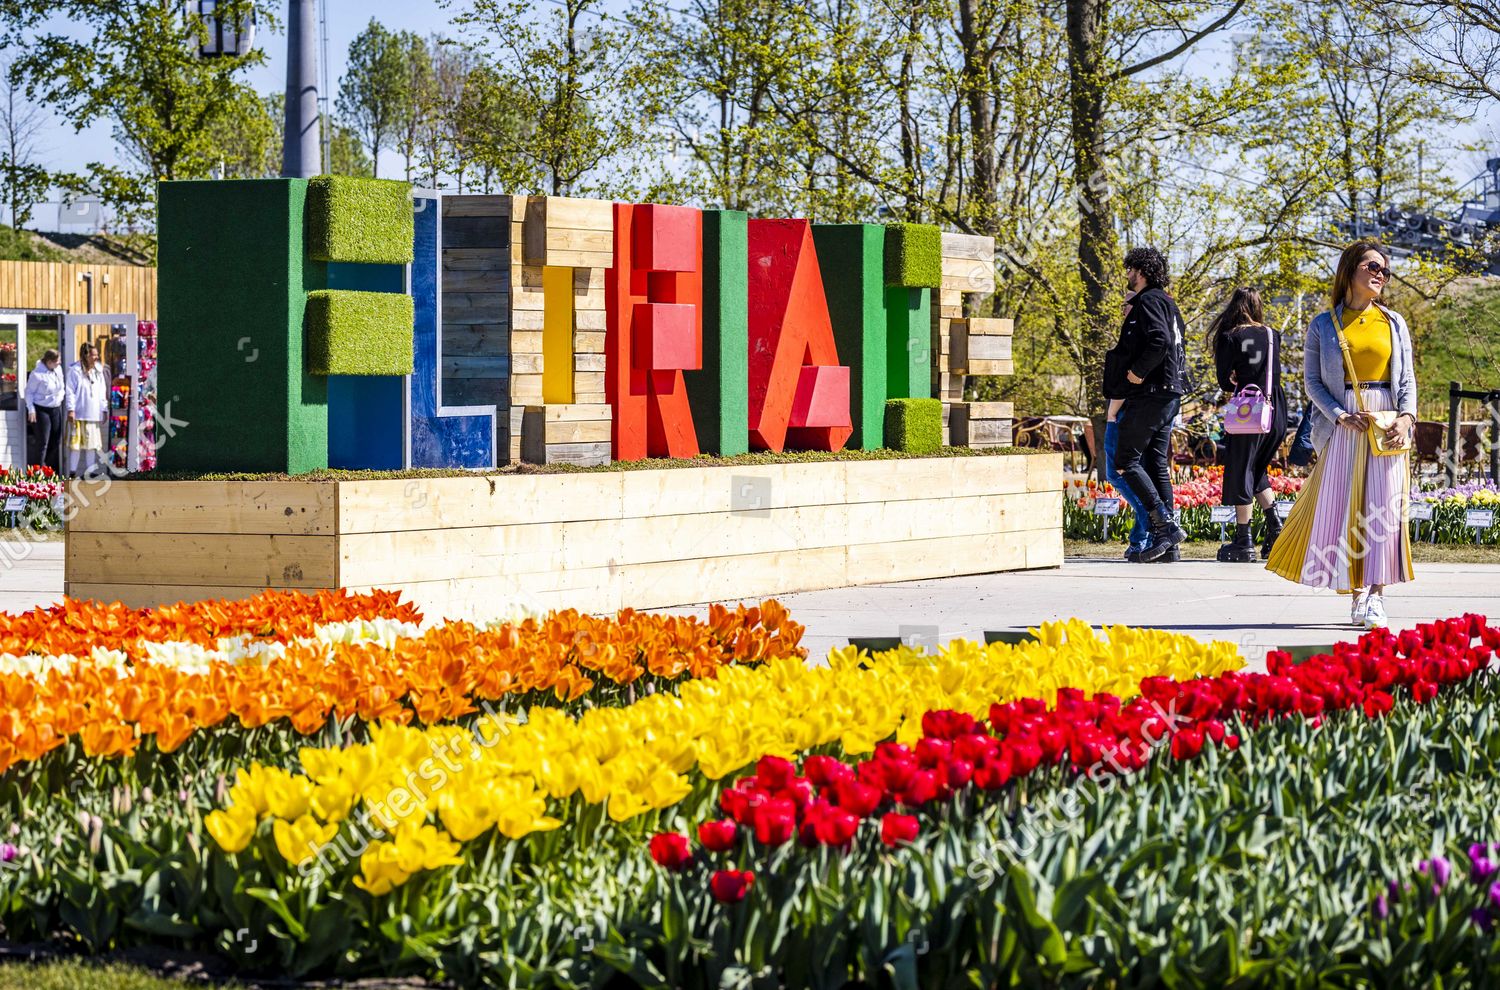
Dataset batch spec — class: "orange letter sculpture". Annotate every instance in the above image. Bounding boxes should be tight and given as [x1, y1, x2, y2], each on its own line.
[746, 219, 853, 452]
[606, 203, 703, 460]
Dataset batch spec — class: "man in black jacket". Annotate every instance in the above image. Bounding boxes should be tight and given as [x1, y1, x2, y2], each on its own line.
[1104, 247, 1189, 562]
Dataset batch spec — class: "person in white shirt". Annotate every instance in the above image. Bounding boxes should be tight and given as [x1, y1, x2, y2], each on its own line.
[64, 342, 108, 478]
[24, 348, 65, 474]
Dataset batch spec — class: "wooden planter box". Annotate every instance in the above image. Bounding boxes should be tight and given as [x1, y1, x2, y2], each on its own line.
[65, 453, 1063, 620]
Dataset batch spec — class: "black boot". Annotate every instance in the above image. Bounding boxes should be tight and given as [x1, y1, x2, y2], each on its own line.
[1140, 508, 1186, 562]
[1261, 510, 1283, 558]
[1217, 522, 1256, 562]
[1151, 546, 1181, 563]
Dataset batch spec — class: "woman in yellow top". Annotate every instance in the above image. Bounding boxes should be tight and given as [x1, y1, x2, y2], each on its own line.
[1265, 241, 1417, 629]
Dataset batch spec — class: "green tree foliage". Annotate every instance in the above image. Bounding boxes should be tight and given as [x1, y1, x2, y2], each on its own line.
[337, 19, 411, 180]
[445, 0, 642, 196]
[0, 0, 267, 233]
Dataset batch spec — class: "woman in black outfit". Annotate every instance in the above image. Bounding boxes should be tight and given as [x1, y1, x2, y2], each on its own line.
[1209, 287, 1287, 562]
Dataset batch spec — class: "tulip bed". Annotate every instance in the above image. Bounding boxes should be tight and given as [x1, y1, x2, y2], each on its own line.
[0, 591, 1498, 988]
[1066, 470, 1500, 547]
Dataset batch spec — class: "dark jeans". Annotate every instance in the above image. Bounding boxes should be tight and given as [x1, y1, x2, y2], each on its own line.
[1114, 393, 1179, 519]
[28, 404, 63, 474]
[1102, 421, 1152, 550]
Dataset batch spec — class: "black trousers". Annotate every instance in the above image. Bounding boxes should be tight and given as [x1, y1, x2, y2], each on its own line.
[1114, 393, 1179, 518]
[28, 404, 63, 474]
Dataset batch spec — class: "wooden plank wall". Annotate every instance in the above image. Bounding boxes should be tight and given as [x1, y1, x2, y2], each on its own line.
[63, 480, 339, 607]
[335, 453, 1062, 620]
[0, 261, 157, 319]
[440, 196, 512, 457]
[63, 454, 1062, 617]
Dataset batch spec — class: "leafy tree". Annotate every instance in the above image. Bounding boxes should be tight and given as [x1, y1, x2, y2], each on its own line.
[0, 56, 49, 229]
[449, 59, 531, 193]
[337, 19, 410, 179]
[446, 0, 639, 195]
[0, 0, 268, 232]
[393, 31, 437, 183]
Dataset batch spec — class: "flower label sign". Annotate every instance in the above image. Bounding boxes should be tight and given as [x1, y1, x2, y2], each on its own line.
[1209, 506, 1236, 524]
[1092, 497, 1121, 516]
[1409, 502, 1434, 522]
[1465, 508, 1495, 532]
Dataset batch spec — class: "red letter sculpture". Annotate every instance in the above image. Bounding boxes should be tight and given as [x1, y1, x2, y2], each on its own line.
[607, 203, 703, 460]
[746, 219, 852, 452]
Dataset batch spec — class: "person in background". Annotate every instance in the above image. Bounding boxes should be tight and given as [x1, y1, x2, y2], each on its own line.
[23, 348, 64, 475]
[65, 342, 108, 478]
[1104, 246, 1190, 563]
[1101, 290, 1155, 561]
[1208, 287, 1287, 562]
[1265, 241, 1417, 629]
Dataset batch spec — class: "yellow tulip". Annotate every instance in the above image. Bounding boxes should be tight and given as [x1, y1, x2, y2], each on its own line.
[272, 814, 338, 865]
[205, 806, 257, 853]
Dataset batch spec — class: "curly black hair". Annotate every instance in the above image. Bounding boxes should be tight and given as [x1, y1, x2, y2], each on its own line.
[1123, 246, 1169, 289]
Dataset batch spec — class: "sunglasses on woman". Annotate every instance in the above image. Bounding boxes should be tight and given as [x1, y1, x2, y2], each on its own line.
[1361, 260, 1392, 280]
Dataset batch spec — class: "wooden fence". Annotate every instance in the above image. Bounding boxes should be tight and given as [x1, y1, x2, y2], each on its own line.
[0, 260, 157, 319]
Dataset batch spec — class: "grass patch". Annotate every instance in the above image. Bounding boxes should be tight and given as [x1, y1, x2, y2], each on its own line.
[0, 225, 70, 262]
[883, 398, 942, 453]
[0, 959, 234, 989]
[882, 222, 941, 288]
[127, 445, 1045, 482]
[1417, 279, 1500, 416]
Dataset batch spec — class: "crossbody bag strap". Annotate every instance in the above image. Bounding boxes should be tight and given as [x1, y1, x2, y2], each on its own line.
[1329, 310, 1367, 416]
[1262, 325, 1274, 394]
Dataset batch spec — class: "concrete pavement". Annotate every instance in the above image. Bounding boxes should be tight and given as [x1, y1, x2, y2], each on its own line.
[682, 555, 1500, 670]
[3, 539, 1495, 672]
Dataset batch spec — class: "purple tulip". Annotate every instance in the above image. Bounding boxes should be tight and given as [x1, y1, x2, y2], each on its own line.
[1489, 881, 1500, 911]
[1473, 907, 1494, 932]
[1473, 857, 1497, 884]
[1373, 894, 1389, 920]
[1388, 878, 1404, 898]
[1431, 856, 1452, 888]
[1470, 842, 1492, 862]
[0, 843, 15, 863]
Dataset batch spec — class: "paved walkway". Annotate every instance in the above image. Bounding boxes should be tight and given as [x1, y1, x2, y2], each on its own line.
[684, 556, 1500, 670]
[3, 540, 1494, 672]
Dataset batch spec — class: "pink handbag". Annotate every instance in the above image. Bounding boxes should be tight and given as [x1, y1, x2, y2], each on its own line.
[1222, 326, 1276, 435]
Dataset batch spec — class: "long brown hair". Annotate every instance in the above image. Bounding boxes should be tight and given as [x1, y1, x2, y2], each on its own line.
[1330, 240, 1389, 307]
[1206, 287, 1265, 360]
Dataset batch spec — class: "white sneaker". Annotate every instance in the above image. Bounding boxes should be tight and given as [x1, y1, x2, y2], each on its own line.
[1351, 589, 1369, 627]
[1364, 595, 1388, 630]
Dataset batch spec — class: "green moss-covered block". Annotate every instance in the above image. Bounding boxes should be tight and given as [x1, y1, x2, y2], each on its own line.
[306, 175, 414, 264]
[883, 223, 941, 288]
[884, 398, 942, 453]
[306, 290, 415, 376]
[158, 178, 328, 474]
[812, 223, 887, 450]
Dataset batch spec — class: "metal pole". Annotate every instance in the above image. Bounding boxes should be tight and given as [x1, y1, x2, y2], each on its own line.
[281, 0, 321, 178]
[1448, 381, 1462, 487]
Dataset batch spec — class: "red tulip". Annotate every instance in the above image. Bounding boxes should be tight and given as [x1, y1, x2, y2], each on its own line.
[649, 832, 692, 871]
[880, 813, 920, 847]
[803, 754, 853, 788]
[1411, 680, 1438, 704]
[1170, 727, 1205, 760]
[755, 756, 797, 790]
[752, 797, 796, 846]
[813, 808, 860, 847]
[833, 780, 883, 817]
[709, 869, 755, 902]
[972, 753, 1013, 790]
[697, 819, 738, 852]
[1363, 691, 1394, 718]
